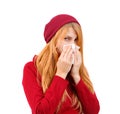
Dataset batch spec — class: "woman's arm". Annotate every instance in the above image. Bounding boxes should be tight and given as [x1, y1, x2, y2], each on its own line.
[22, 62, 68, 114]
[75, 79, 100, 114]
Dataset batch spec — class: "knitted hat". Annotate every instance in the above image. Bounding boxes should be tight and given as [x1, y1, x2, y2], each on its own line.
[44, 14, 80, 43]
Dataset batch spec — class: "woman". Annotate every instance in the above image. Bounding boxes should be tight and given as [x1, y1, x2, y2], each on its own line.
[22, 14, 100, 114]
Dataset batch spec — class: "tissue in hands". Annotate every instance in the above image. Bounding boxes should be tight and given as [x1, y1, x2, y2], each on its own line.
[63, 44, 80, 64]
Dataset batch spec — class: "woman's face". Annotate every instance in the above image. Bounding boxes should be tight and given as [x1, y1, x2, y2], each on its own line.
[56, 27, 78, 54]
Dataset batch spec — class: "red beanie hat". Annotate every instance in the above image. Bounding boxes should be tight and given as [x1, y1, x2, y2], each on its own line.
[44, 14, 80, 43]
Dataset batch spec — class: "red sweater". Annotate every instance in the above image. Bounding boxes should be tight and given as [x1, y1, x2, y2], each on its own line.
[22, 57, 100, 114]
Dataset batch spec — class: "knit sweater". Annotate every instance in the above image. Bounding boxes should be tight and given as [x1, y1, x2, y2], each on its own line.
[22, 57, 100, 114]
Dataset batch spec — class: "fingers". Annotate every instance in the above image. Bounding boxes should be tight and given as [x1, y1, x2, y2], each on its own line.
[74, 50, 82, 64]
[56, 46, 73, 78]
[65, 47, 73, 59]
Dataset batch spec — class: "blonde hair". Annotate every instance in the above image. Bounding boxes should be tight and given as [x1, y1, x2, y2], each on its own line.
[36, 22, 94, 113]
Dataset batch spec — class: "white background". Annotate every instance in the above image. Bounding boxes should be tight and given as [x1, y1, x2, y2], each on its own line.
[0, 0, 120, 114]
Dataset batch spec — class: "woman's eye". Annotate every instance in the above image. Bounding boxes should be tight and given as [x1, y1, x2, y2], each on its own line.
[64, 37, 69, 40]
[75, 37, 78, 41]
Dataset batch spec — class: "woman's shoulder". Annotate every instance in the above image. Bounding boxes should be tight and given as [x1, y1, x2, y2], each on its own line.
[23, 55, 38, 73]
[22, 55, 40, 90]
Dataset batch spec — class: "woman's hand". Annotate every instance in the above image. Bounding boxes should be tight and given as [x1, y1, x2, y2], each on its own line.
[70, 49, 82, 84]
[56, 46, 73, 79]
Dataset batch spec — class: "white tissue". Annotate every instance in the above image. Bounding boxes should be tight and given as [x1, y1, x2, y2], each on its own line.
[63, 44, 80, 64]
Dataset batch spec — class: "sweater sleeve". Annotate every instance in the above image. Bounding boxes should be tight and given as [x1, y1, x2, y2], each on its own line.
[22, 62, 68, 114]
[75, 79, 100, 114]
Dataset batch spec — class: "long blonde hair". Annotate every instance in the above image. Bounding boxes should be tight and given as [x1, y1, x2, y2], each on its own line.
[36, 22, 94, 113]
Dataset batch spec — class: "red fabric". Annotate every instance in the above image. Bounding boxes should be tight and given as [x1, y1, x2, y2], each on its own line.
[22, 57, 100, 114]
[44, 14, 80, 43]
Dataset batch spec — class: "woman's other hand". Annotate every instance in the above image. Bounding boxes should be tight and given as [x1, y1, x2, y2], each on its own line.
[70, 49, 82, 84]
